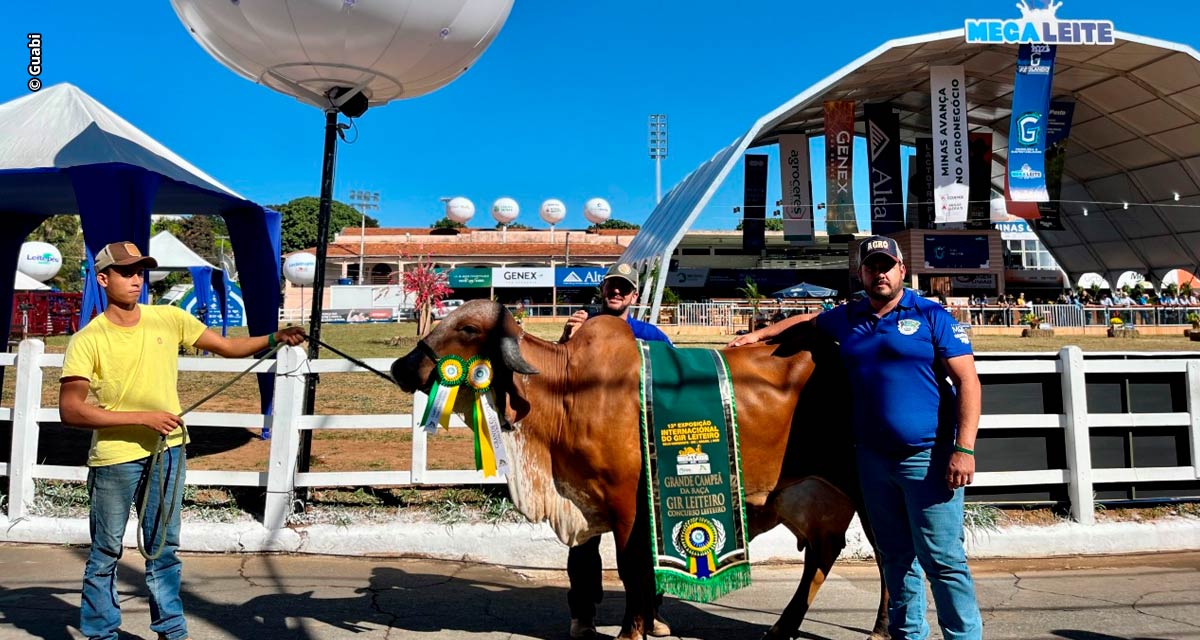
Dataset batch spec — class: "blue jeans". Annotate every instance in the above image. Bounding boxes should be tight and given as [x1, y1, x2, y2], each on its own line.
[857, 445, 982, 640]
[82, 446, 188, 640]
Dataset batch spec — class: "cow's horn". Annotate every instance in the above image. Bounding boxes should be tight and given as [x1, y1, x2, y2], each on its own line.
[500, 335, 539, 375]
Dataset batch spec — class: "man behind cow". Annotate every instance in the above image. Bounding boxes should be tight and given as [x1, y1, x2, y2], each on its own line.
[730, 236, 983, 640]
[560, 262, 671, 640]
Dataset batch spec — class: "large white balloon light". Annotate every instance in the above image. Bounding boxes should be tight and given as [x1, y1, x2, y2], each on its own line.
[283, 252, 318, 286]
[17, 242, 62, 282]
[539, 199, 566, 225]
[584, 198, 612, 225]
[446, 197, 476, 224]
[170, 0, 516, 107]
[491, 197, 520, 225]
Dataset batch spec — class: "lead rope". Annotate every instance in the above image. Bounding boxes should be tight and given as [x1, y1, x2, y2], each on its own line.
[136, 333, 397, 561]
[137, 342, 284, 560]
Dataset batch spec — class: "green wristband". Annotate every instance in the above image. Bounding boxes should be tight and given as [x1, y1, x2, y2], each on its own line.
[268, 333, 277, 349]
[954, 444, 974, 456]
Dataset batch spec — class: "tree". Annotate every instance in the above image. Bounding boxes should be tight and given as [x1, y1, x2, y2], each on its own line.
[736, 218, 784, 231]
[737, 277, 766, 332]
[587, 219, 640, 231]
[496, 221, 531, 230]
[402, 259, 454, 337]
[272, 197, 378, 255]
[431, 217, 467, 230]
[178, 215, 225, 261]
[25, 215, 85, 292]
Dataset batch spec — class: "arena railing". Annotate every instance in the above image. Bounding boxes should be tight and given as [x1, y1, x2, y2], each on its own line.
[4, 340, 1199, 532]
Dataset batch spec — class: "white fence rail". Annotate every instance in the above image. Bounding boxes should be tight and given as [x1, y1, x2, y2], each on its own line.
[3, 340, 1199, 531]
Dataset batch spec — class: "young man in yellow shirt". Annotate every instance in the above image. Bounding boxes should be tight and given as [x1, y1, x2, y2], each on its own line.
[59, 241, 304, 640]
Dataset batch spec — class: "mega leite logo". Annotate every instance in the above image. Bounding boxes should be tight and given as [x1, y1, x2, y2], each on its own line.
[965, 1, 1114, 45]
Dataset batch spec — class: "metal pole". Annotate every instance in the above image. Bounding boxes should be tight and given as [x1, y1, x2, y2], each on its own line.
[299, 109, 339, 477]
[656, 157, 662, 204]
[359, 213, 366, 285]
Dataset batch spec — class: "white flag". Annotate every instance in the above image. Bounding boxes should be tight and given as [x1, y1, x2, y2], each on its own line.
[777, 134, 813, 243]
[930, 65, 969, 223]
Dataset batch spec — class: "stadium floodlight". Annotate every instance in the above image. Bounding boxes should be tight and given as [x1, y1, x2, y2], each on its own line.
[348, 189, 381, 284]
[649, 114, 668, 204]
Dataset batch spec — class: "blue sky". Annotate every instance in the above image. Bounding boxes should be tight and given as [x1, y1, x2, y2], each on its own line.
[4, 1, 1190, 231]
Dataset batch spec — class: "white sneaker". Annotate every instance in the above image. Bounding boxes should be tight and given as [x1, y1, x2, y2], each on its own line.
[649, 614, 672, 637]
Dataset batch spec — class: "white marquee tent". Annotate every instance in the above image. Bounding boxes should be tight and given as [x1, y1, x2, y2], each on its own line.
[622, 29, 1200, 320]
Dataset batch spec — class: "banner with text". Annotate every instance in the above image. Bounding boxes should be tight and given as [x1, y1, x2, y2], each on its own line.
[492, 267, 553, 288]
[967, 132, 993, 228]
[1034, 101, 1075, 231]
[555, 267, 607, 288]
[1007, 43, 1057, 202]
[823, 101, 858, 236]
[865, 103, 904, 235]
[777, 134, 814, 243]
[931, 65, 969, 223]
[742, 154, 768, 252]
[448, 267, 493, 288]
[910, 138, 936, 229]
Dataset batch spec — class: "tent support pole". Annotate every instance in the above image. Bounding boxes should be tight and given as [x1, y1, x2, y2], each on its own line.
[299, 109, 340, 482]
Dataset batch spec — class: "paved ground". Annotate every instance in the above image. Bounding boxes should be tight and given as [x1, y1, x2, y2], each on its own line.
[0, 545, 1197, 639]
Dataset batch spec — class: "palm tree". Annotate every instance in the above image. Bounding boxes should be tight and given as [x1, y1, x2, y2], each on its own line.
[737, 277, 766, 332]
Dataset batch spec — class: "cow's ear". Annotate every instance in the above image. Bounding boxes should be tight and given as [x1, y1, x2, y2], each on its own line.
[495, 367, 531, 428]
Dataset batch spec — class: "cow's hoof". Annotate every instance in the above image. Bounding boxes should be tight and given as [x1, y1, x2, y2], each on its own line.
[569, 618, 598, 640]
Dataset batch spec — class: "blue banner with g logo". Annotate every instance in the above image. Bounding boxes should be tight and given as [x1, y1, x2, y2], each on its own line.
[1007, 43, 1056, 201]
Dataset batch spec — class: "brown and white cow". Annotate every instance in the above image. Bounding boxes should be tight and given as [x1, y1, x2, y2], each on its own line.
[391, 300, 887, 640]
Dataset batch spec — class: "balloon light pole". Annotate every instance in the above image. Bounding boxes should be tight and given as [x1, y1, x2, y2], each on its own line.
[170, 0, 517, 494]
[299, 106, 343, 473]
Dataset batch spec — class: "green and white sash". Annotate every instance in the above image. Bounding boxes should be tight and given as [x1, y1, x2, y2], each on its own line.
[638, 340, 751, 603]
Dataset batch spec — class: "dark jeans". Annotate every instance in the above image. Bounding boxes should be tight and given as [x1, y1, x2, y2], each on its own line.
[567, 536, 664, 621]
[567, 537, 604, 619]
[82, 446, 188, 640]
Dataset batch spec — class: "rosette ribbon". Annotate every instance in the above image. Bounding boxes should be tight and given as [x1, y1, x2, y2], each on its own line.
[420, 354, 509, 477]
[467, 357, 510, 477]
[421, 355, 467, 433]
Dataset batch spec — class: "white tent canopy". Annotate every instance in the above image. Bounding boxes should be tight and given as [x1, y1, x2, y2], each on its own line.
[0, 83, 241, 199]
[149, 231, 218, 270]
[622, 29, 1200, 320]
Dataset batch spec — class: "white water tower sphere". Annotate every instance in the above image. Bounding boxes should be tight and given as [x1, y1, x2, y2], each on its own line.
[446, 197, 476, 224]
[539, 199, 566, 225]
[283, 252, 318, 286]
[17, 242, 62, 282]
[584, 198, 612, 225]
[170, 0, 515, 108]
[491, 198, 520, 225]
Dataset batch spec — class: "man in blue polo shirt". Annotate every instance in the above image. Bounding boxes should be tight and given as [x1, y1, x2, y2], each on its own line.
[730, 236, 982, 639]
[560, 262, 671, 639]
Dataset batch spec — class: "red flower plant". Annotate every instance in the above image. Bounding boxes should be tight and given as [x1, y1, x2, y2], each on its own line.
[402, 258, 454, 336]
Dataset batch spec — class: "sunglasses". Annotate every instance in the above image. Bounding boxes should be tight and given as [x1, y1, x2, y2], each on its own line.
[604, 282, 636, 296]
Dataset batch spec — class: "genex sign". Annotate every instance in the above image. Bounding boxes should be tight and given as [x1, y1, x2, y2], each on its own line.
[493, 267, 553, 288]
[965, 1, 1114, 45]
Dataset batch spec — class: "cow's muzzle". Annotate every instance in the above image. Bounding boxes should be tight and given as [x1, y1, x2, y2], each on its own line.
[390, 340, 441, 393]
